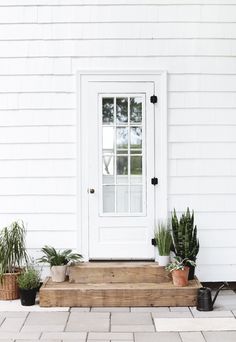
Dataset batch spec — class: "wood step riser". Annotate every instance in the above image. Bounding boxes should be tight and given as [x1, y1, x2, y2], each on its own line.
[69, 263, 171, 284]
[40, 287, 198, 307]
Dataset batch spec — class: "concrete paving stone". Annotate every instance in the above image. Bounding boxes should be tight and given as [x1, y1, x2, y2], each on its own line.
[180, 332, 206, 342]
[111, 313, 152, 325]
[66, 312, 109, 332]
[25, 312, 69, 326]
[190, 308, 234, 318]
[212, 290, 236, 296]
[203, 331, 236, 342]
[134, 332, 182, 342]
[131, 307, 170, 312]
[87, 340, 110, 342]
[0, 317, 26, 332]
[41, 332, 87, 340]
[214, 295, 236, 305]
[17, 340, 62, 342]
[111, 324, 155, 332]
[70, 307, 91, 312]
[0, 332, 41, 339]
[21, 324, 65, 332]
[91, 307, 130, 312]
[88, 332, 133, 340]
[154, 317, 236, 332]
[0, 300, 69, 312]
[0, 312, 29, 318]
[152, 311, 192, 318]
[170, 307, 191, 312]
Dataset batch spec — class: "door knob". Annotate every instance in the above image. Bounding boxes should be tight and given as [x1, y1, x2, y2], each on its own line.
[89, 188, 95, 194]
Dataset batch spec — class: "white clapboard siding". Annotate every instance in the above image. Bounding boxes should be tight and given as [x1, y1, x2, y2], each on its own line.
[0, 143, 76, 159]
[2, 22, 236, 40]
[0, 110, 76, 126]
[0, 40, 236, 57]
[169, 126, 236, 142]
[169, 74, 236, 92]
[0, 58, 71, 75]
[0, 1, 234, 281]
[0, 76, 74, 93]
[170, 194, 236, 212]
[26, 231, 77, 249]
[0, 213, 76, 231]
[36, 5, 236, 23]
[0, 160, 76, 177]
[0, 126, 75, 143]
[0, 178, 76, 195]
[169, 109, 236, 125]
[0, 196, 76, 213]
[170, 142, 236, 159]
[170, 159, 236, 177]
[170, 177, 236, 194]
[71, 57, 236, 74]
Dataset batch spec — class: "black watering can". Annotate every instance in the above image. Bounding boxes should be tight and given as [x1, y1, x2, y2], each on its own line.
[197, 282, 229, 311]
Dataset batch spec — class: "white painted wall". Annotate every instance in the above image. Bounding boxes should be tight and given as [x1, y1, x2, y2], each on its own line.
[0, 0, 235, 281]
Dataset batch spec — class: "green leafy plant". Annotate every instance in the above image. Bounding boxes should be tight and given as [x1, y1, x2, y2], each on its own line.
[17, 267, 41, 290]
[37, 246, 82, 266]
[171, 208, 199, 262]
[165, 256, 196, 272]
[154, 222, 173, 256]
[0, 221, 28, 277]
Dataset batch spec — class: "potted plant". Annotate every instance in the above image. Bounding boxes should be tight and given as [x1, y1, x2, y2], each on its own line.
[154, 222, 173, 266]
[171, 208, 199, 280]
[0, 221, 28, 300]
[17, 267, 41, 306]
[166, 256, 196, 287]
[38, 245, 83, 282]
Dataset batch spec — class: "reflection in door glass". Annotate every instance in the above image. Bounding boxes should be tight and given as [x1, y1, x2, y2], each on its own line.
[102, 95, 144, 214]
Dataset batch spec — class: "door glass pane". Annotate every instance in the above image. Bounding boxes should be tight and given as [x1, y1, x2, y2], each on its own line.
[130, 185, 142, 212]
[130, 127, 142, 150]
[102, 97, 114, 124]
[101, 95, 145, 215]
[103, 186, 115, 212]
[116, 98, 128, 124]
[130, 97, 142, 123]
[116, 186, 129, 212]
[116, 127, 128, 150]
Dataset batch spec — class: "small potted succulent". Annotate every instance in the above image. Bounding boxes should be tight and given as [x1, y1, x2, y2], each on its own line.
[154, 222, 173, 266]
[165, 256, 196, 287]
[17, 267, 41, 306]
[38, 246, 83, 282]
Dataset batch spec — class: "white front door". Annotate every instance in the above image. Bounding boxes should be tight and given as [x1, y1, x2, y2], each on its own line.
[79, 72, 167, 260]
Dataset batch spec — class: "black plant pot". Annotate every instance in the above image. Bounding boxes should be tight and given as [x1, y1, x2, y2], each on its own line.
[19, 288, 37, 306]
[188, 265, 195, 280]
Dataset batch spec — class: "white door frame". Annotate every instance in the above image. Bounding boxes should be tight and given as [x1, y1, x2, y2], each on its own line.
[77, 70, 168, 261]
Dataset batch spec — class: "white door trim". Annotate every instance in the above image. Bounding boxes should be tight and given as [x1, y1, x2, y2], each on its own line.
[77, 70, 168, 261]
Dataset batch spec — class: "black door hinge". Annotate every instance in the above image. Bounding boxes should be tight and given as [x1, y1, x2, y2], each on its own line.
[151, 238, 156, 246]
[151, 177, 158, 186]
[150, 95, 158, 104]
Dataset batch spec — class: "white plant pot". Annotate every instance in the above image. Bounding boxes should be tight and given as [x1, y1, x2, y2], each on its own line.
[158, 255, 170, 267]
[51, 265, 67, 282]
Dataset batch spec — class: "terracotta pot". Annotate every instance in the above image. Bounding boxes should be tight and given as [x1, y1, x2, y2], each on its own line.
[50, 265, 67, 282]
[171, 267, 189, 287]
[158, 255, 170, 267]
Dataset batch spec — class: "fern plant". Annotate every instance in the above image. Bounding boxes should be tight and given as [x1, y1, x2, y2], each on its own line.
[171, 208, 199, 262]
[154, 222, 173, 256]
[38, 246, 82, 266]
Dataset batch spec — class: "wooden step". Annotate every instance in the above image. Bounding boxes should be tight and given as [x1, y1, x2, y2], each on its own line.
[69, 262, 171, 284]
[39, 277, 202, 307]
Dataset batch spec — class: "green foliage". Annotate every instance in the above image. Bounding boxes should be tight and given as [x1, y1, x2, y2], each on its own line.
[171, 208, 199, 262]
[0, 221, 28, 277]
[17, 267, 41, 290]
[154, 222, 173, 256]
[165, 256, 196, 272]
[37, 245, 83, 266]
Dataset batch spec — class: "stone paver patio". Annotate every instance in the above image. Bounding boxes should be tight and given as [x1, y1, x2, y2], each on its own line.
[0, 290, 235, 341]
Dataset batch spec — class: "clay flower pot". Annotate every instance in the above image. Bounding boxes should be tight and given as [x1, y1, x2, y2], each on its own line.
[171, 267, 189, 287]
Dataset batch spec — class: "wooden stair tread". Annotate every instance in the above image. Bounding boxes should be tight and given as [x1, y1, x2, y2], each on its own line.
[71, 262, 163, 268]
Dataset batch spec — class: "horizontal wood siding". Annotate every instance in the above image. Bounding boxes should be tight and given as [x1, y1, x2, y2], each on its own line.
[0, 1, 235, 281]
